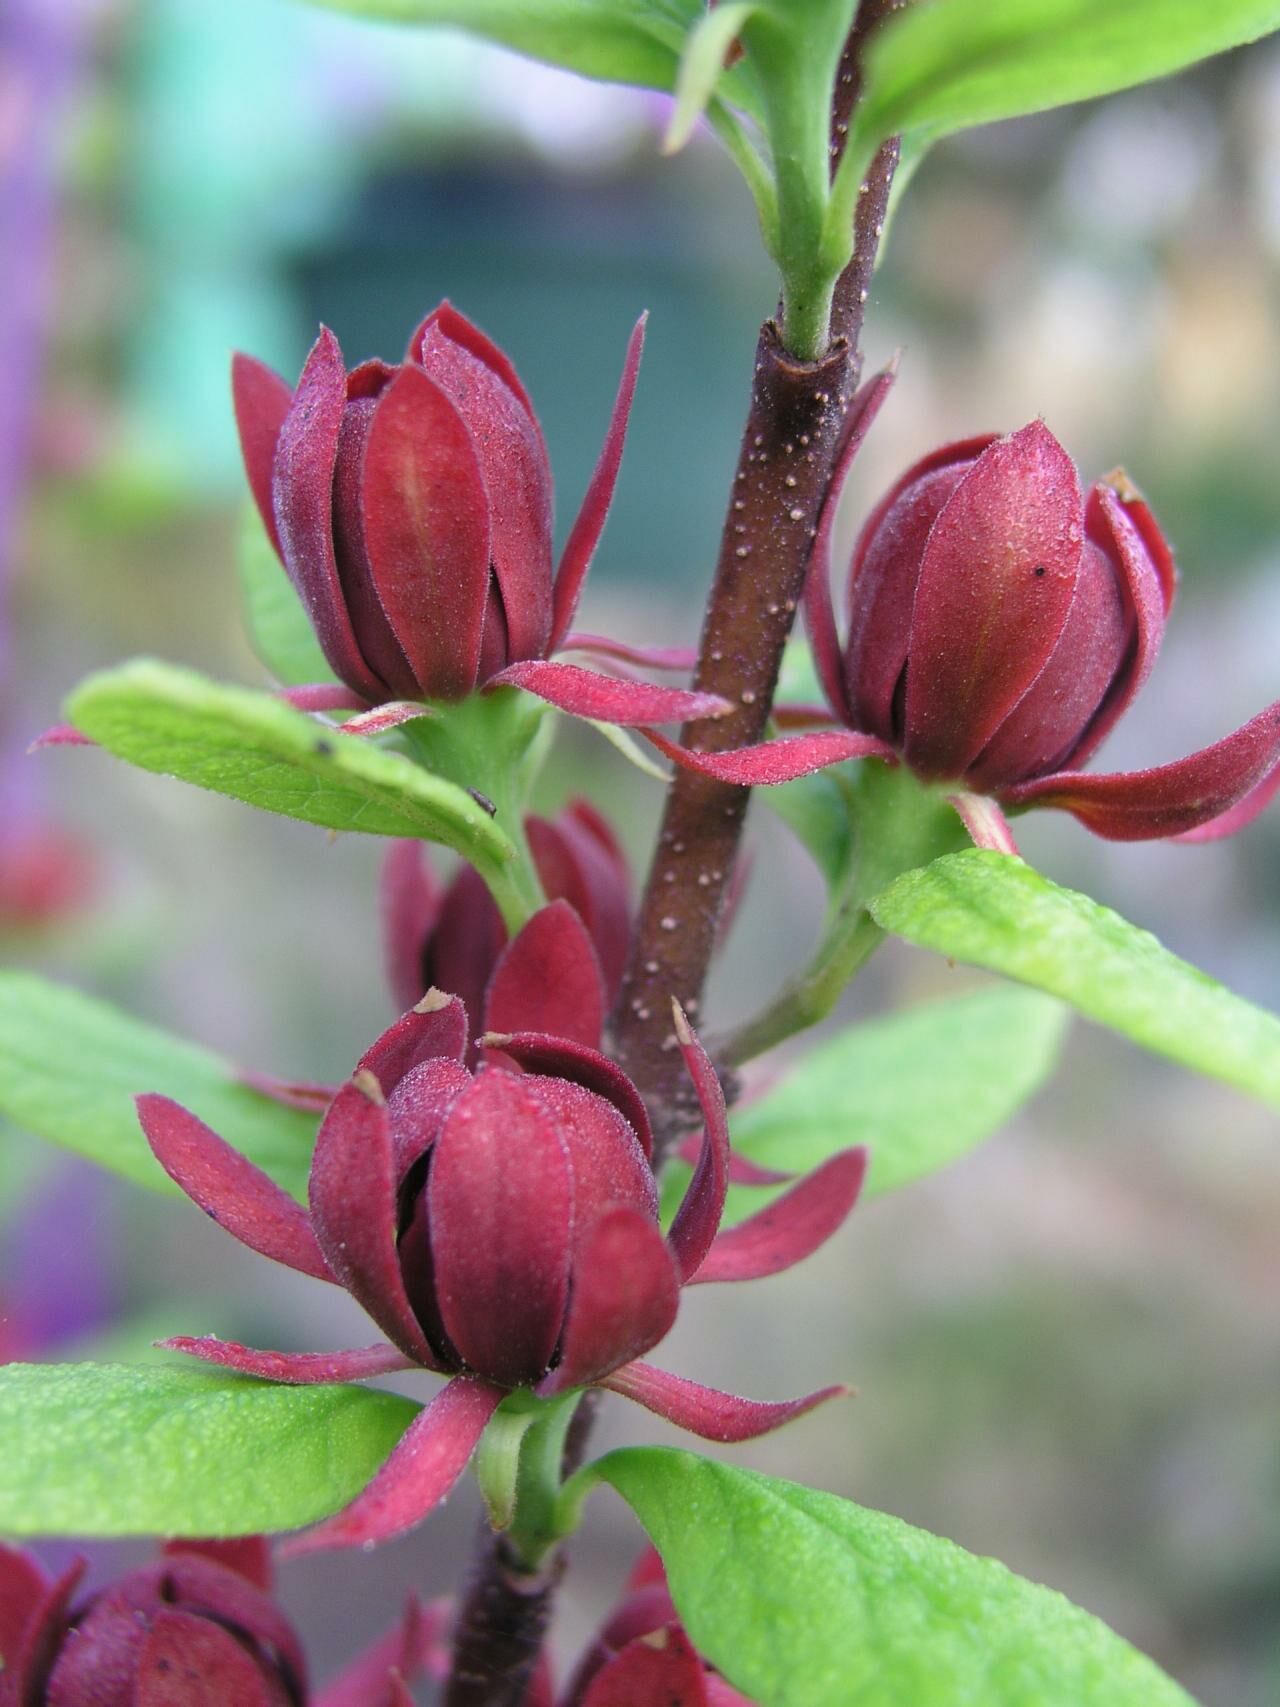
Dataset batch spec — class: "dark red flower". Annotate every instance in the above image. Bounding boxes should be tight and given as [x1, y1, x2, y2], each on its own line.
[559, 1548, 754, 1707]
[381, 798, 630, 1042]
[232, 304, 728, 732]
[136, 929, 865, 1554]
[0, 1536, 441, 1706]
[647, 391, 1280, 851]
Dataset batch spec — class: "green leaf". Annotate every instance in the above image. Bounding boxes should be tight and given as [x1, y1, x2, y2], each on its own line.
[0, 1363, 418, 1537]
[590, 1448, 1196, 1707]
[664, 2, 758, 153]
[0, 971, 317, 1197]
[870, 850, 1280, 1109]
[854, 0, 1280, 157]
[237, 503, 335, 688]
[65, 659, 516, 875]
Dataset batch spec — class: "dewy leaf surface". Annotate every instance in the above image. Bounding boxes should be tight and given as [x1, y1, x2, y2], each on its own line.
[237, 503, 336, 688]
[851, 0, 1280, 158]
[595, 1448, 1196, 1707]
[870, 850, 1280, 1109]
[734, 987, 1067, 1196]
[0, 972, 317, 1197]
[0, 1364, 419, 1537]
[65, 660, 515, 873]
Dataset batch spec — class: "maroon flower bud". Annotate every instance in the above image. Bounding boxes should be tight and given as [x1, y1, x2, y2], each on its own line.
[381, 799, 631, 1040]
[136, 924, 866, 1553]
[232, 306, 729, 732]
[0, 1539, 443, 1707]
[650, 386, 1280, 850]
[561, 1548, 755, 1707]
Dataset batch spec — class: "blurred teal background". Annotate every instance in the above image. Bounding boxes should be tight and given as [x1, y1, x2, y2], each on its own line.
[3, 2, 1280, 1702]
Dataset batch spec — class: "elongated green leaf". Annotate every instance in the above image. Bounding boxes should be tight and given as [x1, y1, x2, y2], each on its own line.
[664, 3, 758, 153]
[591, 1448, 1195, 1707]
[853, 0, 1280, 157]
[0, 1364, 418, 1537]
[65, 660, 515, 875]
[237, 504, 335, 688]
[0, 972, 317, 1197]
[870, 850, 1280, 1108]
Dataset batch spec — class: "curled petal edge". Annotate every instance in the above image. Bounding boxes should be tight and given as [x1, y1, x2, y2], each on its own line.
[600, 1362, 849, 1442]
[489, 661, 732, 727]
[641, 726, 895, 786]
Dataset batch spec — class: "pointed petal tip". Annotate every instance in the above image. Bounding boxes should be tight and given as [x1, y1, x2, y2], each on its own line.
[602, 1362, 851, 1441]
[415, 987, 455, 1015]
[352, 1067, 386, 1106]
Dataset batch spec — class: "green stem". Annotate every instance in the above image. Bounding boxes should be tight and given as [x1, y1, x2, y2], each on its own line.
[504, 1389, 584, 1570]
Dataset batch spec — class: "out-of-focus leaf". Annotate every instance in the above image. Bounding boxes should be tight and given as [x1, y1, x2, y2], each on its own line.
[588, 1448, 1196, 1707]
[0, 1363, 418, 1537]
[870, 850, 1280, 1108]
[0, 972, 317, 1197]
[664, 3, 758, 152]
[237, 503, 335, 688]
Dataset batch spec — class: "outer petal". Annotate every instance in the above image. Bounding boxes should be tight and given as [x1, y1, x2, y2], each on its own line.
[280, 1376, 504, 1557]
[527, 804, 631, 1001]
[550, 314, 646, 650]
[272, 329, 385, 702]
[600, 1363, 848, 1442]
[379, 840, 442, 1014]
[479, 1031, 653, 1162]
[903, 421, 1083, 778]
[1175, 759, 1280, 842]
[231, 353, 292, 559]
[158, 1337, 414, 1385]
[0, 1543, 51, 1664]
[526, 1076, 657, 1228]
[560, 633, 698, 672]
[483, 899, 606, 1048]
[386, 1057, 473, 1178]
[665, 1005, 731, 1283]
[539, 1208, 681, 1393]
[316, 1595, 451, 1707]
[134, 1608, 275, 1707]
[489, 661, 732, 726]
[420, 318, 553, 663]
[946, 790, 1021, 855]
[136, 1095, 331, 1283]
[688, 1149, 867, 1286]
[409, 302, 544, 441]
[357, 990, 469, 1094]
[309, 1079, 438, 1367]
[1002, 703, 1280, 840]
[162, 1538, 272, 1593]
[2, 1558, 85, 1707]
[642, 726, 894, 786]
[428, 1071, 574, 1387]
[803, 363, 898, 727]
[360, 364, 492, 699]
[580, 1628, 711, 1707]
[427, 865, 509, 1055]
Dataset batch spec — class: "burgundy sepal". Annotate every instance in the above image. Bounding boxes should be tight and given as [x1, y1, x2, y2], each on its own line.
[1002, 703, 1280, 840]
[551, 314, 646, 649]
[134, 1608, 275, 1707]
[136, 1095, 332, 1283]
[162, 1537, 272, 1593]
[489, 660, 732, 727]
[525, 801, 631, 1001]
[280, 1376, 504, 1557]
[357, 991, 468, 1091]
[689, 1149, 867, 1285]
[602, 1363, 849, 1441]
[483, 899, 606, 1049]
[665, 1004, 730, 1283]
[643, 726, 894, 786]
[539, 1208, 680, 1393]
[157, 1337, 414, 1385]
[579, 1627, 711, 1707]
[231, 353, 293, 560]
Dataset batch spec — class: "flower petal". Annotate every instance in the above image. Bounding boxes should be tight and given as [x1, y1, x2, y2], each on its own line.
[340, 702, 435, 738]
[560, 633, 698, 672]
[1175, 759, 1280, 843]
[479, 1031, 653, 1163]
[386, 1057, 473, 1177]
[579, 1627, 710, 1707]
[527, 804, 631, 1001]
[1002, 703, 1280, 840]
[539, 1207, 680, 1393]
[804, 363, 898, 726]
[600, 1363, 848, 1442]
[527, 1076, 657, 1228]
[280, 1376, 504, 1557]
[420, 317, 553, 664]
[0, 1542, 52, 1661]
[551, 314, 646, 650]
[642, 726, 895, 786]
[134, 1607, 275, 1707]
[309, 1078, 438, 1367]
[429, 1071, 574, 1387]
[490, 661, 732, 726]
[904, 421, 1083, 777]
[688, 1149, 866, 1286]
[315, 1594, 451, 1707]
[10, 1559, 88, 1705]
[272, 329, 385, 702]
[357, 991, 469, 1095]
[158, 1337, 415, 1385]
[162, 1538, 273, 1593]
[946, 791, 1021, 855]
[409, 302, 544, 439]
[136, 1095, 332, 1282]
[360, 364, 493, 699]
[665, 1005, 730, 1284]
[231, 353, 293, 560]
[276, 684, 371, 714]
[379, 841, 442, 1013]
[483, 899, 606, 1048]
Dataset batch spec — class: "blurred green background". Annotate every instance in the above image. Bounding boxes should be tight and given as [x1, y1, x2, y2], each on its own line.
[3, 2, 1279, 1701]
